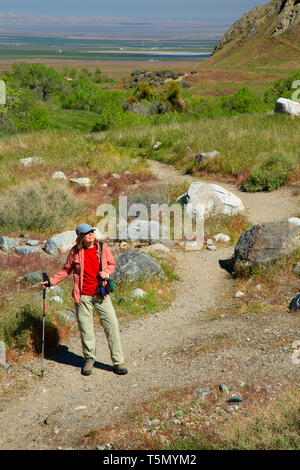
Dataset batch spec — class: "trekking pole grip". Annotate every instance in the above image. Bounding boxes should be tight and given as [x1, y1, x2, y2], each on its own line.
[42, 272, 50, 300]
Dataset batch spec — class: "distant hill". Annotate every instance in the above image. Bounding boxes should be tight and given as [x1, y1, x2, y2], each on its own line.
[207, 0, 300, 68]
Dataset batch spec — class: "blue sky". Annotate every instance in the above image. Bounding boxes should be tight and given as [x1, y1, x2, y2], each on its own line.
[0, 1, 265, 21]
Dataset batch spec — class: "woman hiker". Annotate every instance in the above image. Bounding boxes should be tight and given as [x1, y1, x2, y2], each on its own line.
[41, 223, 128, 377]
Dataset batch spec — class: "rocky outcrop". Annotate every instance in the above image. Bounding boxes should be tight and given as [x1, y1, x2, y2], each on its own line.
[213, 0, 300, 55]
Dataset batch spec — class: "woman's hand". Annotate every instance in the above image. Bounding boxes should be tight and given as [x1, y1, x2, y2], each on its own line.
[99, 271, 109, 279]
[41, 280, 50, 289]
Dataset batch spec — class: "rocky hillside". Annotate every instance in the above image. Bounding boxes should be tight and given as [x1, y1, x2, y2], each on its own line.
[208, 0, 300, 67]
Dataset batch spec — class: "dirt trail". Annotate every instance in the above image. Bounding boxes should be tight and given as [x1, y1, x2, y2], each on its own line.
[148, 159, 300, 225]
[0, 161, 299, 450]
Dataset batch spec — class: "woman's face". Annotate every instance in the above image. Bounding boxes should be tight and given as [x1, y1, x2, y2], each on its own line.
[83, 230, 95, 247]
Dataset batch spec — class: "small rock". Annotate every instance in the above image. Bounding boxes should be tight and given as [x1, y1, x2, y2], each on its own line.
[207, 245, 217, 251]
[132, 288, 147, 299]
[196, 388, 210, 400]
[142, 243, 170, 255]
[227, 395, 244, 403]
[26, 240, 40, 246]
[44, 415, 61, 425]
[102, 183, 108, 188]
[56, 310, 75, 324]
[74, 406, 87, 411]
[20, 156, 43, 167]
[70, 177, 91, 188]
[234, 291, 245, 298]
[206, 239, 213, 246]
[52, 171, 66, 180]
[219, 384, 229, 394]
[112, 174, 120, 179]
[0, 340, 6, 365]
[292, 263, 300, 276]
[287, 217, 300, 227]
[152, 141, 161, 150]
[214, 233, 230, 243]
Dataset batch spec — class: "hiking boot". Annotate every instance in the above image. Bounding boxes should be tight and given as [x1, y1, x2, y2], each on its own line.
[112, 364, 128, 375]
[81, 358, 94, 376]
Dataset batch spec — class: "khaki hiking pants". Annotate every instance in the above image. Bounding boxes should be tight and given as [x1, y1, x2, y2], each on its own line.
[75, 294, 124, 365]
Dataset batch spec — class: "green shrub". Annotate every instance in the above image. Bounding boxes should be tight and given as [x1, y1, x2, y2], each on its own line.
[0, 183, 83, 233]
[241, 153, 294, 192]
[264, 70, 300, 104]
[221, 87, 262, 115]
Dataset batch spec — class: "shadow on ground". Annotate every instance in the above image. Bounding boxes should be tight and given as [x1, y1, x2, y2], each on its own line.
[50, 344, 113, 372]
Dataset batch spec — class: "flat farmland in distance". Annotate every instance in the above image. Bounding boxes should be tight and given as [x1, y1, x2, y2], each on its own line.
[0, 58, 202, 80]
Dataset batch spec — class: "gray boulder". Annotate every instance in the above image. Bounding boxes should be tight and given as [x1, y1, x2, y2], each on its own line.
[44, 231, 77, 255]
[234, 222, 300, 271]
[0, 236, 19, 250]
[112, 251, 165, 282]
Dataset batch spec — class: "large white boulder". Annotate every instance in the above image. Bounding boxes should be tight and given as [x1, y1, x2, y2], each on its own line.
[181, 182, 244, 219]
[274, 98, 300, 117]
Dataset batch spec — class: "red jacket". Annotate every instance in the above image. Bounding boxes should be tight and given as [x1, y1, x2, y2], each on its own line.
[50, 242, 116, 303]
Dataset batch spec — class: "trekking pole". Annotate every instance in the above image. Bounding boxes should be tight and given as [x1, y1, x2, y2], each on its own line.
[41, 272, 50, 378]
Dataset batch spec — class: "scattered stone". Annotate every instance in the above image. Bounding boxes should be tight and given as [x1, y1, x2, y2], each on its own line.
[26, 240, 40, 246]
[214, 233, 230, 243]
[219, 384, 229, 394]
[44, 231, 77, 255]
[113, 252, 165, 282]
[20, 156, 43, 167]
[112, 174, 120, 179]
[0, 236, 19, 251]
[74, 406, 87, 411]
[149, 238, 174, 248]
[289, 293, 300, 312]
[23, 271, 43, 284]
[288, 217, 300, 227]
[227, 395, 244, 403]
[292, 263, 300, 276]
[20, 233, 28, 238]
[206, 239, 213, 246]
[142, 243, 170, 255]
[234, 222, 300, 272]
[194, 150, 220, 162]
[102, 183, 108, 188]
[207, 245, 217, 251]
[132, 288, 147, 299]
[0, 340, 6, 365]
[52, 171, 66, 180]
[15, 246, 40, 255]
[196, 388, 210, 400]
[69, 177, 91, 188]
[44, 415, 61, 425]
[234, 291, 245, 298]
[152, 141, 161, 150]
[124, 171, 131, 175]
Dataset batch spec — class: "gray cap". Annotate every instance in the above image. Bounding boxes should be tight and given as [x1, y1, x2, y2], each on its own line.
[75, 223, 95, 235]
